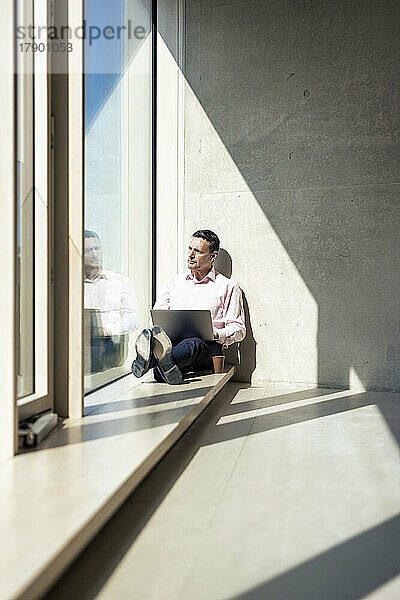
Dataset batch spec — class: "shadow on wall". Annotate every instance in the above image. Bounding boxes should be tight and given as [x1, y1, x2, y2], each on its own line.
[182, 0, 400, 391]
[216, 249, 257, 382]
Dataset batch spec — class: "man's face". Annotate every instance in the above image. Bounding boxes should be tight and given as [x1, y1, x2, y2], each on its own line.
[84, 236, 103, 269]
[187, 236, 217, 274]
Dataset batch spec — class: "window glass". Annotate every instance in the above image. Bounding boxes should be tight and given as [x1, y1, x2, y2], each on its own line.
[84, 0, 152, 394]
[16, 0, 35, 399]
[16, 0, 51, 418]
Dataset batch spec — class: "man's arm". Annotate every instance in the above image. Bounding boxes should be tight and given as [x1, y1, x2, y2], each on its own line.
[215, 283, 246, 346]
[153, 279, 171, 310]
[120, 276, 140, 333]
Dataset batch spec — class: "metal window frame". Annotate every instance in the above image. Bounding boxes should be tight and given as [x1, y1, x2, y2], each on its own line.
[16, 0, 54, 423]
[1, 0, 165, 455]
[152, 0, 157, 307]
[0, 0, 18, 460]
[51, 0, 84, 419]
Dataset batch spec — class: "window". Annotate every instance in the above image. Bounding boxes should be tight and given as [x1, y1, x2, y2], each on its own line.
[16, 0, 52, 420]
[16, 0, 34, 400]
[84, 0, 153, 394]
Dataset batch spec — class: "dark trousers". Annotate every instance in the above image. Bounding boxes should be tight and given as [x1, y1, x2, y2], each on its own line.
[90, 335, 127, 374]
[153, 337, 222, 381]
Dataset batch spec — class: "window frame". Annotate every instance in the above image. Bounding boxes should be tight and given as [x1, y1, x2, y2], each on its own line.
[0, 0, 180, 457]
[16, 0, 53, 423]
[0, 0, 17, 460]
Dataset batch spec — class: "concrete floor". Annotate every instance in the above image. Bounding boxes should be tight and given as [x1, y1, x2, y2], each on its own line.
[45, 383, 400, 600]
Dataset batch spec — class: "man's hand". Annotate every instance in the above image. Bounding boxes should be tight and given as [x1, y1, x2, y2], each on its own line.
[213, 331, 219, 340]
[98, 326, 112, 337]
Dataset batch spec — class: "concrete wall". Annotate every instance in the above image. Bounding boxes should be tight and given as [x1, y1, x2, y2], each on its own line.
[183, 0, 400, 390]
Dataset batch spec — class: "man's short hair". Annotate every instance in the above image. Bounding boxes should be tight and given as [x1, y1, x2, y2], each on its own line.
[84, 230, 101, 245]
[192, 229, 220, 253]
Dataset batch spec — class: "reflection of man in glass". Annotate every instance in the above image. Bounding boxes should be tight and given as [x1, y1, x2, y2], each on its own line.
[84, 230, 139, 373]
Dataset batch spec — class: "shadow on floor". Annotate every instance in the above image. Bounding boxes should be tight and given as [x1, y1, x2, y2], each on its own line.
[85, 384, 214, 415]
[43, 384, 400, 599]
[232, 513, 400, 600]
[40, 384, 216, 450]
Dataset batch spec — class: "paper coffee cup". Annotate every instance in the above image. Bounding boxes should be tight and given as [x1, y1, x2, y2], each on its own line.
[212, 355, 225, 374]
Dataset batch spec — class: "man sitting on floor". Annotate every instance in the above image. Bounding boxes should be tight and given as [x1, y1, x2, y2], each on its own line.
[131, 229, 246, 384]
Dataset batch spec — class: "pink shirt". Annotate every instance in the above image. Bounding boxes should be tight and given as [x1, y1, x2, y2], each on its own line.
[153, 268, 246, 346]
[84, 269, 139, 336]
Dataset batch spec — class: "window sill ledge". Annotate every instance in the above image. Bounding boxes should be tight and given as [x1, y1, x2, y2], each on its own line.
[0, 367, 235, 600]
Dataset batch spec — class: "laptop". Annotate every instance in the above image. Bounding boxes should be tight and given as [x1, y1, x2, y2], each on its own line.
[151, 309, 214, 342]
